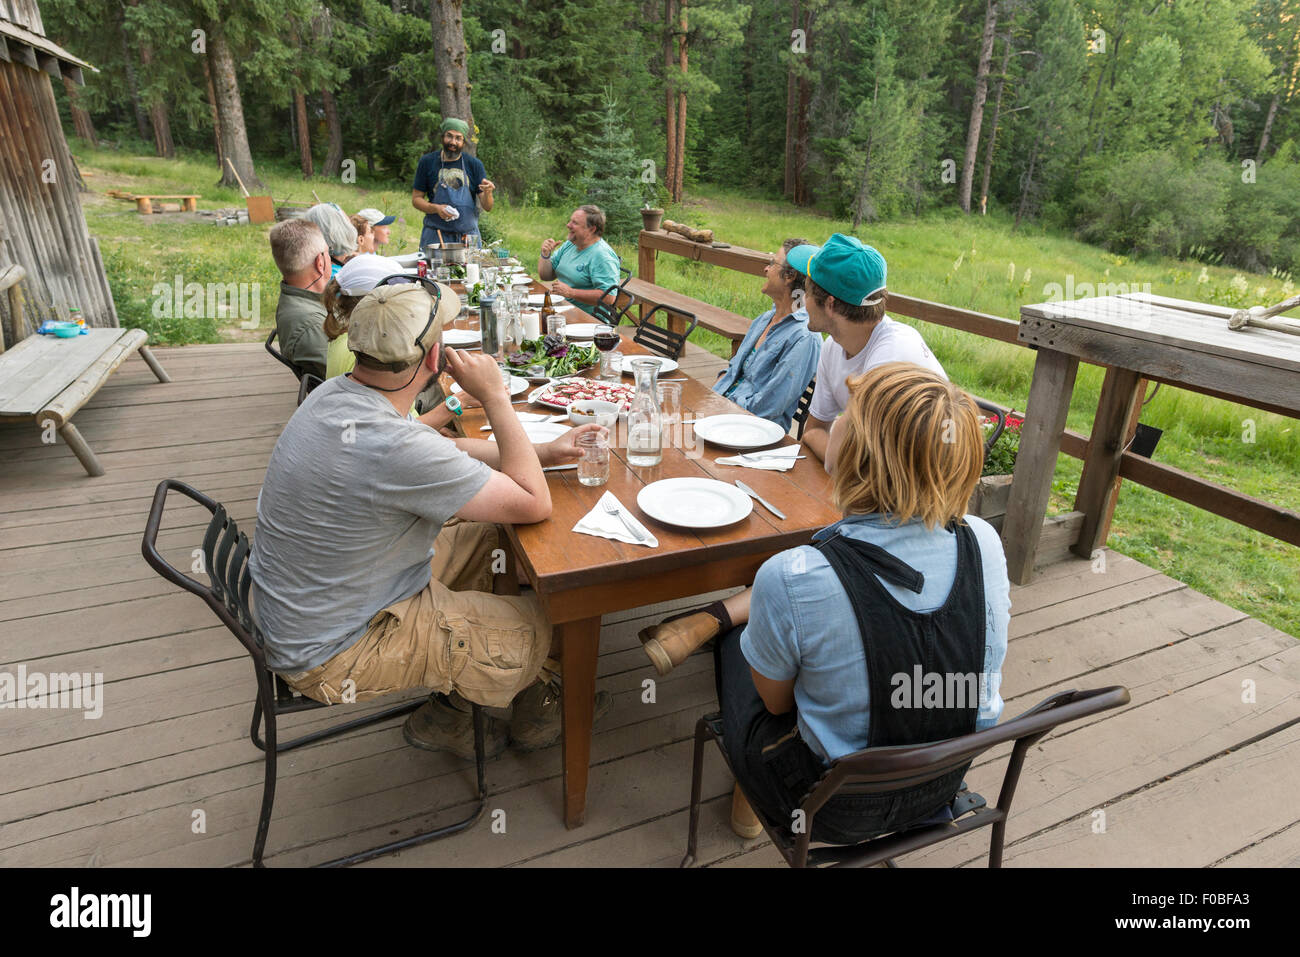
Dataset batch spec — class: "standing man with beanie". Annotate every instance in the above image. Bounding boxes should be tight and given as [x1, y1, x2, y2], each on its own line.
[412, 118, 496, 248]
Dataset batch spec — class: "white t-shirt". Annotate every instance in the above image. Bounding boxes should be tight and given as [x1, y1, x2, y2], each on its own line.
[808, 316, 947, 422]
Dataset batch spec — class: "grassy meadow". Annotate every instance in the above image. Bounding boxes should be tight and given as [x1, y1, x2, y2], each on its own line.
[74, 143, 1299, 636]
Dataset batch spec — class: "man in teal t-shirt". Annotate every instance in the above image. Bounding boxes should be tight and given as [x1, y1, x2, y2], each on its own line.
[537, 204, 622, 315]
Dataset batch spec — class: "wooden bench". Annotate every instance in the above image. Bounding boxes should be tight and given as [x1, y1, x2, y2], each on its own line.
[630, 229, 778, 357]
[0, 327, 170, 476]
[107, 191, 200, 214]
[621, 277, 751, 356]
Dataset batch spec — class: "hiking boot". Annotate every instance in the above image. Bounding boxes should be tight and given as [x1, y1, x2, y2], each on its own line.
[730, 783, 764, 840]
[509, 679, 613, 753]
[402, 693, 508, 761]
[638, 610, 723, 676]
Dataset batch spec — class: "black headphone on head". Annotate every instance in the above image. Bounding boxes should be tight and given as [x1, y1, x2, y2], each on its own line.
[356, 274, 447, 392]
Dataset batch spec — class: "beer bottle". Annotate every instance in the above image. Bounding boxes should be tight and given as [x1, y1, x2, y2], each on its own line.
[541, 290, 556, 319]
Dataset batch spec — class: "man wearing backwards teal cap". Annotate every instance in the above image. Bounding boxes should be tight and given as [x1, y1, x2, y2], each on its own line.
[412, 117, 496, 249]
[785, 233, 946, 466]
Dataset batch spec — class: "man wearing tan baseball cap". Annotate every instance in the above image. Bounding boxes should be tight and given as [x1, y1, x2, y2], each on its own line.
[250, 280, 609, 759]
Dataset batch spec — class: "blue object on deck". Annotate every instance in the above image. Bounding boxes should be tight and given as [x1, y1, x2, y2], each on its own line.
[37, 321, 86, 337]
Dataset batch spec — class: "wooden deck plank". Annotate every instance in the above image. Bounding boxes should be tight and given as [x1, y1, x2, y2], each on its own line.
[1, 342, 1296, 869]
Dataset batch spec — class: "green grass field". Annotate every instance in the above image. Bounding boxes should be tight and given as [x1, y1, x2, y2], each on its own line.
[75, 143, 1299, 637]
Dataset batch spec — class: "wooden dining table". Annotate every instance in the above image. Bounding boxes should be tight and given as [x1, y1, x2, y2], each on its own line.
[449, 287, 840, 828]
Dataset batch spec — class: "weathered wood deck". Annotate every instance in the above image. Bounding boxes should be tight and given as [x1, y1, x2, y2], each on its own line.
[1, 341, 1296, 868]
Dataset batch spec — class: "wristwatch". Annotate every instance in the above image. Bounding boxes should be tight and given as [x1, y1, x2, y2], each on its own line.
[444, 395, 463, 417]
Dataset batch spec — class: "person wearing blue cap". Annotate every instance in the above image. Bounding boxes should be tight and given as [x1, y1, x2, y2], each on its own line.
[412, 118, 496, 248]
[783, 234, 946, 465]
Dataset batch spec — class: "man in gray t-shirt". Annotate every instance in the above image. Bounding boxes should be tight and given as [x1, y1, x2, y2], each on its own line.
[249, 281, 605, 758]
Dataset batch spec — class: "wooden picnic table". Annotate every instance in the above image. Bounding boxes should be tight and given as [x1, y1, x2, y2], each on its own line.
[455, 288, 838, 828]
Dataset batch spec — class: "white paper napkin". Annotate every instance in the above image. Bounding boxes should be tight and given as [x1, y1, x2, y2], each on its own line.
[573, 492, 659, 547]
[715, 446, 802, 471]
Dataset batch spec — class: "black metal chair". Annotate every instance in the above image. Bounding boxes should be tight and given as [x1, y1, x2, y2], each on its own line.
[265, 329, 305, 381]
[792, 376, 817, 439]
[683, 685, 1129, 868]
[625, 304, 698, 360]
[591, 283, 637, 327]
[296, 373, 324, 406]
[974, 396, 1009, 459]
[140, 479, 488, 868]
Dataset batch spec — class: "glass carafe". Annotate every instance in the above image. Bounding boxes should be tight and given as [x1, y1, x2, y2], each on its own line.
[626, 358, 663, 467]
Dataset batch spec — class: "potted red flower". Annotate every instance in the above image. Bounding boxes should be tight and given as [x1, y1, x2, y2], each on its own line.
[969, 411, 1025, 524]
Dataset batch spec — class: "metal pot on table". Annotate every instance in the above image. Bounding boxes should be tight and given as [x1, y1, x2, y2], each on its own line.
[424, 243, 469, 266]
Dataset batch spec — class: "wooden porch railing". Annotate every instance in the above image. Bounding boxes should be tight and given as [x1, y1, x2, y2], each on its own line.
[637, 230, 1300, 553]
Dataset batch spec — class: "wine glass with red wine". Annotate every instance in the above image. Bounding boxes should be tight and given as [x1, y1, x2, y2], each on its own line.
[594, 324, 620, 380]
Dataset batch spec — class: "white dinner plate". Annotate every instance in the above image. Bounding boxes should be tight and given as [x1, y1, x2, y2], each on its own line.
[451, 375, 529, 398]
[510, 274, 532, 285]
[562, 323, 601, 340]
[393, 252, 422, 268]
[525, 293, 567, 307]
[443, 328, 481, 346]
[614, 354, 679, 376]
[488, 421, 571, 444]
[637, 477, 753, 530]
[692, 414, 787, 451]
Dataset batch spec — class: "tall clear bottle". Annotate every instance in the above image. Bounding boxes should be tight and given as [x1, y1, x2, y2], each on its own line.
[626, 358, 663, 467]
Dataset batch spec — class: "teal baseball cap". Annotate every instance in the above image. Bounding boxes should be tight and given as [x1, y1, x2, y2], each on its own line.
[786, 234, 887, 306]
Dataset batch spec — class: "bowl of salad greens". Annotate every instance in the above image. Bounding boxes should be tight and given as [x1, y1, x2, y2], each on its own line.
[505, 335, 601, 379]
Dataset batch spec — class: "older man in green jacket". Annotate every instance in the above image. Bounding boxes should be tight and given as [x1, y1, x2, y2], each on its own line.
[269, 218, 331, 379]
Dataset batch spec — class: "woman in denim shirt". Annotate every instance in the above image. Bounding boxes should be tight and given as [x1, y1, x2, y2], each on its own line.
[711, 239, 821, 432]
[644, 364, 1010, 841]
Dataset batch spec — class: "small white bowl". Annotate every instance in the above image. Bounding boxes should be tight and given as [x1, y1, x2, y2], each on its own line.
[569, 399, 619, 427]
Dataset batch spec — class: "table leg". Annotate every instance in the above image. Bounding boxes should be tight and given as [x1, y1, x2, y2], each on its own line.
[1071, 367, 1143, 560]
[58, 421, 105, 477]
[137, 345, 172, 383]
[559, 615, 601, 829]
[1001, 348, 1078, 585]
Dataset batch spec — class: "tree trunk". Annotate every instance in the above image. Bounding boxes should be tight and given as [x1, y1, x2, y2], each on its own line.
[979, 21, 1014, 215]
[783, 0, 799, 198]
[959, 0, 999, 213]
[672, 0, 687, 202]
[136, 40, 175, 158]
[664, 0, 678, 203]
[208, 24, 263, 190]
[322, 88, 344, 177]
[62, 75, 97, 146]
[201, 49, 225, 173]
[117, 18, 150, 142]
[294, 89, 313, 177]
[851, 75, 880, 229]
[429, 0, 475, 154]
[1014, 139, 1040, 230]
[789, 5, 813, 206]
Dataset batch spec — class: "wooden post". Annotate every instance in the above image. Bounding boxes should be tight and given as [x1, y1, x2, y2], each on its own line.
[1076, 371, 1146, 555]
[138, 345, 172, 383]
[637, 232, 656, 323]
[1000, 347, 1079, 584]
[57, 421, 105, 477]
[1071, 368, 1144, 559]
[560, 616, 601, 829]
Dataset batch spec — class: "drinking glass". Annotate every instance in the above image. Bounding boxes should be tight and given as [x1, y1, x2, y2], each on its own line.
[657, 382, 682, 448]
[482, 266, 499, 290]
[593, 324, 620, 380]
[576, 431, 610, 487]
[546, 313, 566, 339]
[435, 264, 451, 283]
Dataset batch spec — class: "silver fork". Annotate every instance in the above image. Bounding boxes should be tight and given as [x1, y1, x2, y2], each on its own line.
[602, 499, 648, 542]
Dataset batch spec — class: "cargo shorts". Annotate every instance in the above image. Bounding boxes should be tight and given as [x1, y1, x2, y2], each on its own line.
[282, 521, 552, 709]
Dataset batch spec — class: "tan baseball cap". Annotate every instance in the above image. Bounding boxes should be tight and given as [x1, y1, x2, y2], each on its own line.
[348, 282, 458, 365]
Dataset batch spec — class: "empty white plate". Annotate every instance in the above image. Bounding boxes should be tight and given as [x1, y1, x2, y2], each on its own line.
[563, 323, 601, 340]
[451, 376, 529, 398]
[525, 293, 567, 307]
[510, 274, 532, 285]
[488, 421, 572, 443]
[443, 328, 481, 346]
[637, 477, 753, 529]
[615, 355, 679, 375]
[692, 414, 786, 451]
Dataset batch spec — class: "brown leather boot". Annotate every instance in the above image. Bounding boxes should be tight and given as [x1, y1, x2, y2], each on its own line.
[638, 611, 722, 675]
[730, 783, 764, 839]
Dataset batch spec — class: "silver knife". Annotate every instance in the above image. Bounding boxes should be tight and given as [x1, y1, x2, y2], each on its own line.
[735, 479, 785, 520]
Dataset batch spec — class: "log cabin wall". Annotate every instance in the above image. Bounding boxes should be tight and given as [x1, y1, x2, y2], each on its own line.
[0, 0, 116, 347]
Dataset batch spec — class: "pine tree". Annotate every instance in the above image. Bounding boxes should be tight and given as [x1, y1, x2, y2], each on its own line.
[568, 89, 647, 243]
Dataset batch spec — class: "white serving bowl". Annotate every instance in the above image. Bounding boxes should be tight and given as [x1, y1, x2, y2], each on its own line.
[569, 399, 620, 428]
